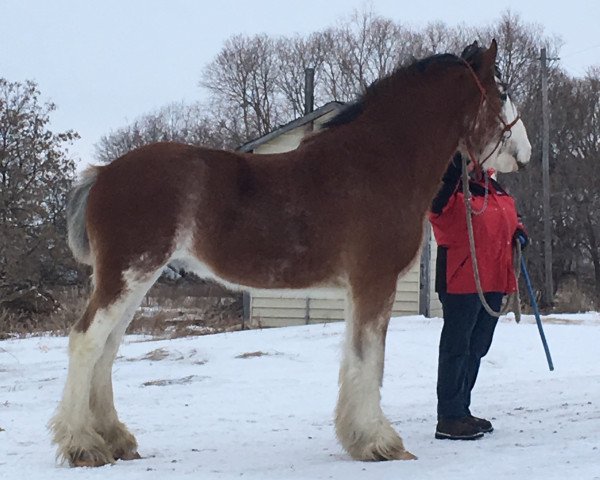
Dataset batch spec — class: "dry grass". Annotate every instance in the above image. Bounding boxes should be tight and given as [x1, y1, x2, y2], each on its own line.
[0, 299, 85, 340]
[134, 347, 172, 361]
[235, 351, 282, 359]
[127, 299, 243, 339]
[552, 275, 598, 313]
[0, 282, 243, 340]
[126, 283, 244, 339]
[235, 351, 270, 359]
[6, 276, 593, 341]
[141, 375, 200, 387]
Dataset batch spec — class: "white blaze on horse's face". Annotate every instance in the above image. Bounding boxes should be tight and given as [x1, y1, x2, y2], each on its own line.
[484, 80, 532, 173]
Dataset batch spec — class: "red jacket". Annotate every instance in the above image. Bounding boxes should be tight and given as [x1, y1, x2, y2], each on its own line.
[429, 173, 520, 295]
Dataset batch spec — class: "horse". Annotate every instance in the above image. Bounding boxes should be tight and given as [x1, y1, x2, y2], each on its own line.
[49, 40, 531, 467]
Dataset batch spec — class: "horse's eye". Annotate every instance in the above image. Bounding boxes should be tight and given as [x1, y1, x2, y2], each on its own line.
[500, 92, 508, 102]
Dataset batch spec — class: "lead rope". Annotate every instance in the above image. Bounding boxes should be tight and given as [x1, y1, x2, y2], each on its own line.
[461, 154, 522, 321]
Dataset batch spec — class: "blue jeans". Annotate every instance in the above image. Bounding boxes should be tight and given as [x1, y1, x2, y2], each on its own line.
[437, 292, 503, 419]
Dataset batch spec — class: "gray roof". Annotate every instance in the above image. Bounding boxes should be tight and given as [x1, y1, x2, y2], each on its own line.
[237, 101, 344, 152]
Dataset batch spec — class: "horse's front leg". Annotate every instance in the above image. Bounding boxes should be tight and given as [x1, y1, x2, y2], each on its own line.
[336, 274, 417, 461]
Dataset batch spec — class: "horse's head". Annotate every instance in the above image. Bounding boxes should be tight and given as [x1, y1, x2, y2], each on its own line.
[459, 40, 532, 173]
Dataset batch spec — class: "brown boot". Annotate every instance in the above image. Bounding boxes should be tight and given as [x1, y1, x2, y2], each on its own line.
[435, 417, 484, 440]
[465, 415, 494, 433]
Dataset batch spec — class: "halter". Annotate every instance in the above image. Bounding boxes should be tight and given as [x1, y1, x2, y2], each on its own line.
[459, 58, 521, 175]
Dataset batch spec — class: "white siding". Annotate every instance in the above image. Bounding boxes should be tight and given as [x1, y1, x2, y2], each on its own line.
[313, 110, 340, 129]
[253, 128, 309, 154]
[428, 231, 443, 318]
[249, 263, 420, 328]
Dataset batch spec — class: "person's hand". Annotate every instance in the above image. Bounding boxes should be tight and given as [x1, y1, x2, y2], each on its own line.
[442, 153, 465, 184]
[451, 152, 463, 169]
[514, 227, 529, 249]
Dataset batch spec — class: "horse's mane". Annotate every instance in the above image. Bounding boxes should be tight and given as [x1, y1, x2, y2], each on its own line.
[324, 53, 462, 129]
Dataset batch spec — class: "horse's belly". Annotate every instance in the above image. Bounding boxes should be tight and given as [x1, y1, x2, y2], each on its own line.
[172, 245, 343, 292]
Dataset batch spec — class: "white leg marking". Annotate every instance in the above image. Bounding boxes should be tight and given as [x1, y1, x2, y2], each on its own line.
[49, 304, 124, 465]
[50, 269, 159, 465]
[335, 290, 416, 461]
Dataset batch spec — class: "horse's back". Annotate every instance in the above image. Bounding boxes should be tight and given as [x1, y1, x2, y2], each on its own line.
[83, 142, 342, 288]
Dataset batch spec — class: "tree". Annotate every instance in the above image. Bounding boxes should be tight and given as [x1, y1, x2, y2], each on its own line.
[95, 102, 233, 163]
[201, 34, 284, 144]
[317, 11, 416, 102]
[0, 79, 78, 291]
[274, 33, 328, 117]
[418, 21, 467, 56]
[550, 69, 600, 296]
[472, 11, 561, 104]
[473, 11, 566, 300]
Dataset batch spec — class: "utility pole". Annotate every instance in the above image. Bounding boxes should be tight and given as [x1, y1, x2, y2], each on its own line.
[419, 225, 431, 317]
[540, 47, 554, 306]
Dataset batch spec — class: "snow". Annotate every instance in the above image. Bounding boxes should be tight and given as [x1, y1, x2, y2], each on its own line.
[1, 315, 599, 480]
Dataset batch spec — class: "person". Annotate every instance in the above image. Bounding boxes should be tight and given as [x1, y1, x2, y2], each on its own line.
[429, 152, 527, 440]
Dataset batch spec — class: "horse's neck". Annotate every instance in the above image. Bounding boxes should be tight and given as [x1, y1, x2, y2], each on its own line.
[331, 80, 470, 187]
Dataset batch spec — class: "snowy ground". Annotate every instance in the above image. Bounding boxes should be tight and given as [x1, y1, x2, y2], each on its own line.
[1, 313, 599, 480]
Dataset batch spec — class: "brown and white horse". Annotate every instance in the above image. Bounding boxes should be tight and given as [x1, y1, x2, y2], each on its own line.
[50, 41, 531, 467]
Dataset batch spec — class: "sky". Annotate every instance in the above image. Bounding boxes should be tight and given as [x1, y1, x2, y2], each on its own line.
[1, 314, 599, 479]
[2, 0, 600, 167]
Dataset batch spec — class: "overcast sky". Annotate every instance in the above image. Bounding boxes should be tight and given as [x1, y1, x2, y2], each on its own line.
[2, 0, 599, 167]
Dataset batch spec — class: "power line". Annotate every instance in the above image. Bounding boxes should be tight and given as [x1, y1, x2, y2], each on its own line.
[561, 42, 600, 59]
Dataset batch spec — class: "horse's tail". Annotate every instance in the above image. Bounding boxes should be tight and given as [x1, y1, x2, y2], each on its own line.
[66, 166, 99, 265]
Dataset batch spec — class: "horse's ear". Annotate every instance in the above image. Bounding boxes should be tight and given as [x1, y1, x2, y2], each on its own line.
[468, 39, 497, 78]
[486, 39, 498, 62]
[479, 40, 498, 73]
[460, 41, 480, 61]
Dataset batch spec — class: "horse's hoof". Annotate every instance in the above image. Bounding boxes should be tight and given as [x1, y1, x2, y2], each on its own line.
[398, 450, 417, 461]
[69, 449, 114, 467]
[368, 446, 417, 461]
[115, 450, 142, 461]
[71, 457, 107, 468]
[343, 433, 417, 461]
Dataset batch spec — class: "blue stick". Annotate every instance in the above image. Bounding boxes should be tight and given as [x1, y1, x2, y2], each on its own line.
[520, 255, 555, 371]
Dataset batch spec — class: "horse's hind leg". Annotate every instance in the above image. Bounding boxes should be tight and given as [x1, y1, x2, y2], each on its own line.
[336, 273, 417, 461]
[89, 270, 161, 461]
[49, 266, 160, 467]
